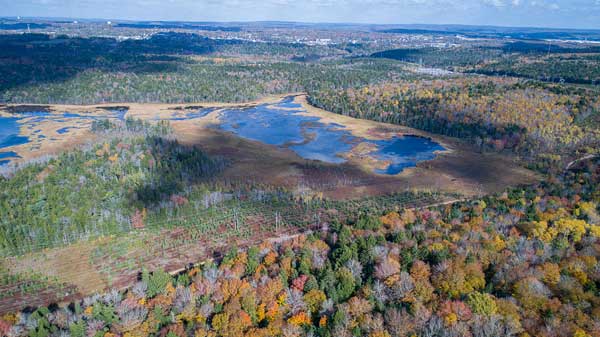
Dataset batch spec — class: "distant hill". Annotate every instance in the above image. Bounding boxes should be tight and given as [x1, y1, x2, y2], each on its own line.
[0, 23, 51, 30]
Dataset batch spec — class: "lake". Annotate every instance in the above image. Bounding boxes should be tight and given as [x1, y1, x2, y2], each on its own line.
[217, 98, 445, 175]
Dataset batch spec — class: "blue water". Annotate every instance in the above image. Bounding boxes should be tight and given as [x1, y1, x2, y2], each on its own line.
[220, 106, 312, 146]
[0, 151, 18, 160]
[0, 117, 28, 166]
[0, 117, 29, 149]
[217, 98, 445, 174]
[0, 151, 19, 167]
[289, 124, 357, 163]
[372, 136, 445, 174]
[57, 127, 71, 134]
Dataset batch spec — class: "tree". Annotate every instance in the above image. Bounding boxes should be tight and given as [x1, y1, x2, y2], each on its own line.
[466, 292, 498, 317]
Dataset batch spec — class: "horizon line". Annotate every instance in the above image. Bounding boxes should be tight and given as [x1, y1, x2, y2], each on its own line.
[2, 16, 600, 32]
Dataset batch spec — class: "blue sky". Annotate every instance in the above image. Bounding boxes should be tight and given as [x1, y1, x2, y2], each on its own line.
[2, 0, 600, 29]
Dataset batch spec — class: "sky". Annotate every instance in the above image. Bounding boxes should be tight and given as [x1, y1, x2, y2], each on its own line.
[2, 0, 600, 29]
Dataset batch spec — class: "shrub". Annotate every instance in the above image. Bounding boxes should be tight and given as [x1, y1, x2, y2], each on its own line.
[143, 269, 173, 298]
[69, 321, 86, 337]
[335, 268, 356, 302]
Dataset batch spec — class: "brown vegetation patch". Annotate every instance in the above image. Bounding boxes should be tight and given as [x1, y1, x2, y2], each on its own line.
[96, 106, 130, 111]
[0, 283, 80, 315]
[3, 105, 52, 114]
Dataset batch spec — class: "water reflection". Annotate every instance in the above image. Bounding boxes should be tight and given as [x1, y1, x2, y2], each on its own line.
[217, 99, 445, 175]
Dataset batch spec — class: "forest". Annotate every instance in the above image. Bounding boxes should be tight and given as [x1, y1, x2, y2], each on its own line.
[370, 47, 503, 68]
[0, 32, 378, 98]
[0, 33, 406, 104]
[308, 77, 600, 169]
[1, 58, 411, 104]
[1, 157, 598, 336]
[469, 54, 600, 85]
[0, 33, 232, 92]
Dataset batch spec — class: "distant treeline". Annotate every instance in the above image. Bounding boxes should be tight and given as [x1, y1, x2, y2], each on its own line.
[0, 31, 233, 57]
[370, 42, 600, 85]
[378, 28, 459, 36]
[370, 47, 501, 67]
[379, 26, 600, 41]
[371, 43, 600, 66]
[309, 77, 600, 167]
[0, 32, 242, 91]
[0, 31, 410, 104]
[115, 22, 241, 32]
[0, 23, 50, 30]
[498, 41, 600, 54]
